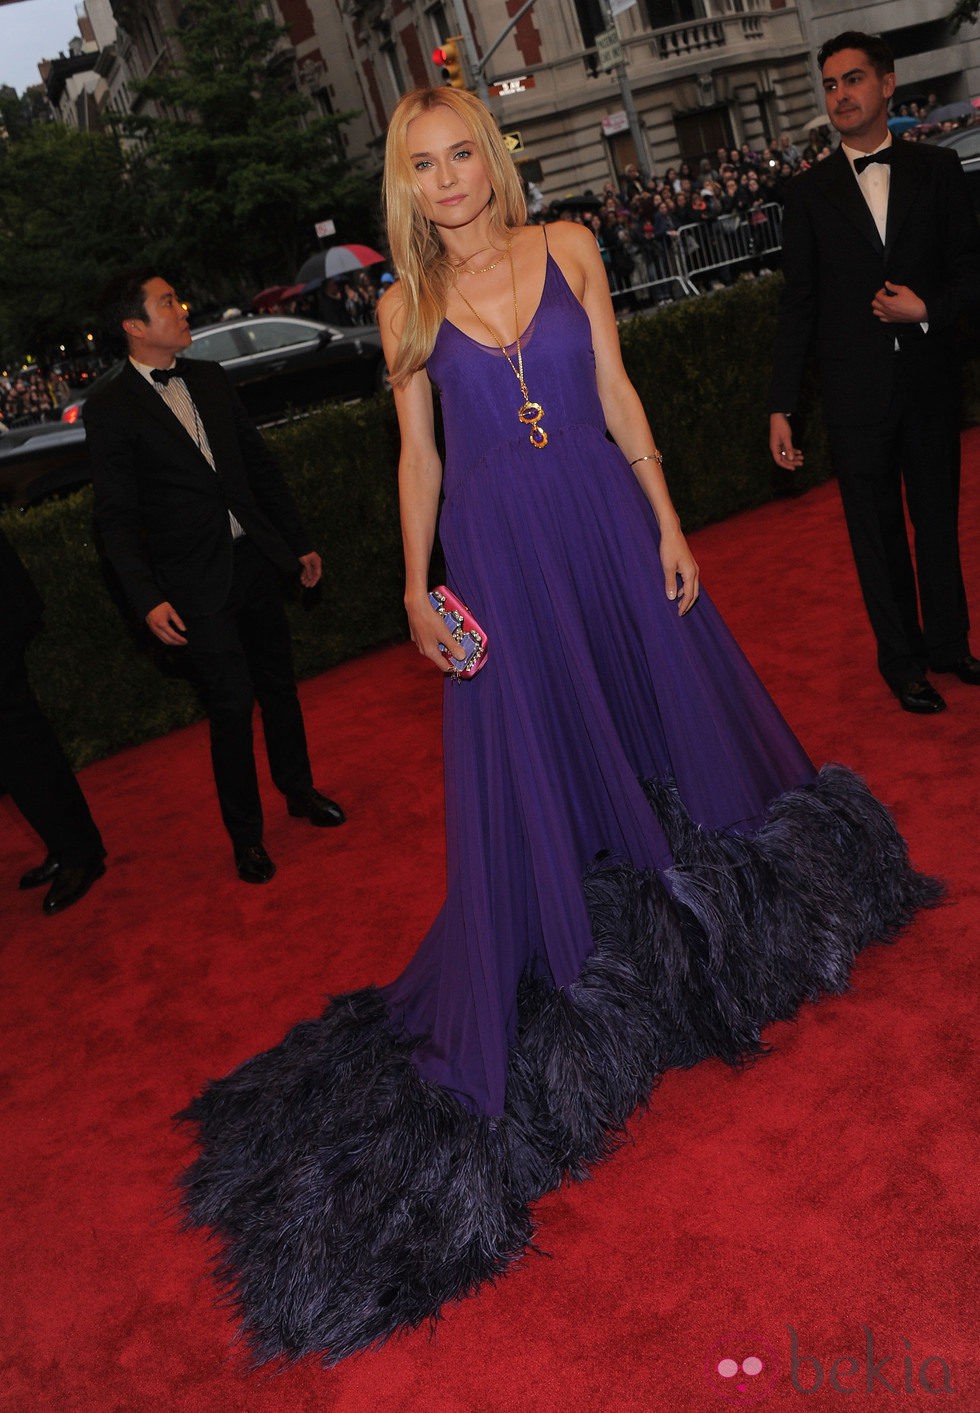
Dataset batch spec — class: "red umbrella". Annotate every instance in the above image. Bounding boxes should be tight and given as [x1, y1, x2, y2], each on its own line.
[252, 285, 288, 310]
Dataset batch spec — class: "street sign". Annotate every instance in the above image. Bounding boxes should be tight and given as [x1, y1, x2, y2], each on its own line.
[601, 110, 629, 137]
[501, 131, 524, 153]
[315, 219, 336, 238]
[595, 28, 624, 71]
[489, 76, 536, 98]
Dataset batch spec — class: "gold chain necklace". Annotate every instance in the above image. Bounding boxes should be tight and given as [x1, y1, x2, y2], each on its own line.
[451, 244, 548, 450]
[454, 246, 508, 277]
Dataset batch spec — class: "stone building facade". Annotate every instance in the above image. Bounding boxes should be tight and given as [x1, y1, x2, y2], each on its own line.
[274, 0, 978, 197]
[31, 0, 980, 195]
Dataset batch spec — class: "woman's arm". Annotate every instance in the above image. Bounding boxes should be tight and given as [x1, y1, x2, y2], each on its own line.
[378, 294, 466, 670]
[547, 221, 700, 615]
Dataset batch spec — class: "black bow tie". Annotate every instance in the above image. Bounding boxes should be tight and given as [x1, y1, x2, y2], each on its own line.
[853, 149, 892, 175]
[151, 361, 185, 385]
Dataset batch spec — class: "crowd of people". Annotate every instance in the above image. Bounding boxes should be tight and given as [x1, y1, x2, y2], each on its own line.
[0, 365, 71, 430]
[260, 268, 396, 326]
[529, 107, 978, 303]
[529, 136, 812, 300]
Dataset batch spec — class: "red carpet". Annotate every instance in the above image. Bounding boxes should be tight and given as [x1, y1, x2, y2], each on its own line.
[2, 435, 978, 1411]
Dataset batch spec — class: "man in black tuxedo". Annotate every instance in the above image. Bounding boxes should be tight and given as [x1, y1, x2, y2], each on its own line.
[86, 270, 344, 882]
[769, 31, 980, 714]
[0, 527, 106, 913]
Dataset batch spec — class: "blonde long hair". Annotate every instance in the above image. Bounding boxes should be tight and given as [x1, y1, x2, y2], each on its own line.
[382, 87, 527, 384]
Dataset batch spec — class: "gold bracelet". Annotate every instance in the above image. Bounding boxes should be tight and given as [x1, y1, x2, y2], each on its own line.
[630, 451, 663, 467]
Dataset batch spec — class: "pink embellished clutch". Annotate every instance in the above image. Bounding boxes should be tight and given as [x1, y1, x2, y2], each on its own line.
[429, 585, 489, 678]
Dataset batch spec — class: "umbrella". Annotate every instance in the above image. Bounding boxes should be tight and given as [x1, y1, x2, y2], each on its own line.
[252, 284, 288, 310]
[295, 244, 386, 283]
[926, 100, 974, 123]
[797, 113, 833, 140]
[887, 116, 918, 134]
[279, 283, 309, 301]
[550, 194, 602, 213]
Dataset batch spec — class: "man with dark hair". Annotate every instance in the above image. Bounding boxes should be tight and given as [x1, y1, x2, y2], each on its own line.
[85, 271, 344, 883]
[0, 526, 106, 914]
[769, 31, 980, 713]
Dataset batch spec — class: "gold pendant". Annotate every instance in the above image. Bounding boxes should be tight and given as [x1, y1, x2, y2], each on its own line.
[519, 400, 548, 450]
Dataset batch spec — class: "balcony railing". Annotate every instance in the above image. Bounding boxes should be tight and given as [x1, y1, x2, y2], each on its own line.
[652, 10, 766, 63]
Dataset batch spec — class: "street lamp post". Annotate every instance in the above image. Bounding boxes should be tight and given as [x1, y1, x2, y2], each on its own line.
[598, 0, 651, 175]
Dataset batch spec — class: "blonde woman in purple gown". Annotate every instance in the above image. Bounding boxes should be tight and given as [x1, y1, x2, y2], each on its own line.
[179, 87, 939, 1365]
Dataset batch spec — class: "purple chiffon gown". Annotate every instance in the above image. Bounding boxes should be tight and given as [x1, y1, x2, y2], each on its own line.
[179, 244, 939, 1365]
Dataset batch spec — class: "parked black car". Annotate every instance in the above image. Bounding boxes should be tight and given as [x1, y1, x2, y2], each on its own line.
[0, 421, 89, 508]
[189, 313, 389, 417]
[1, 314, 389, 508]
[934, 128, 980, 219]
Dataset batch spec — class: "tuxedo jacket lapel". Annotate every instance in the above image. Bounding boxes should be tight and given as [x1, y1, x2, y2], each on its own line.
[121, 361, 213, 471]
[177, 360, 230, 463]
[816, 147, 884, 256]
[884, 142, 924, 259]
[176, 361, 247, 502]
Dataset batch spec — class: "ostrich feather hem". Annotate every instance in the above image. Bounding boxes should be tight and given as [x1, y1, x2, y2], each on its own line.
[176, 763, 941, 1366]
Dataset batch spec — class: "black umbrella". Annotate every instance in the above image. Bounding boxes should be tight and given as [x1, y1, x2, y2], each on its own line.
[926, 100, 974, 124]
[550, 194, 603, 213]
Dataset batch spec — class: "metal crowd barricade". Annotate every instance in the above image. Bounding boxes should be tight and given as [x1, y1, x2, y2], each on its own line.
[609, 202, 784, 308]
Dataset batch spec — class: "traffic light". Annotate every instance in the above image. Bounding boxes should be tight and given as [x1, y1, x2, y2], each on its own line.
[432, 37, 469, 89]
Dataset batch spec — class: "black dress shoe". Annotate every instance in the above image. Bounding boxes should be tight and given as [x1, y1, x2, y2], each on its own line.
[235, 843, 276, 883]
[931, 654, 980, 685]
[42, 857, 106, 915]
[896, 679, 947, 715]
[20, 854, 60, 890]
[286, 789, 346, 827]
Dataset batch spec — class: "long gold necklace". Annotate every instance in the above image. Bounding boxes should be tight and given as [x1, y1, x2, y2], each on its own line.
[451, 244, 548, 450]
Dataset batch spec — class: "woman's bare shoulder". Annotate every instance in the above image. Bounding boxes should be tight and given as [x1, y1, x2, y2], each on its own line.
[377, 285, 406, 338]
[537, 219, 598, 300]
[541, 219, 597, 257]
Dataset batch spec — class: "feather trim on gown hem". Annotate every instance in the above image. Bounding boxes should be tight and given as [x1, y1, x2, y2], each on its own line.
[177, 763, 941, 1366]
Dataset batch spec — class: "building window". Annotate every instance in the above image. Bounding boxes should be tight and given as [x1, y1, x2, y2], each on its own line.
[381, 41, 405, 100]
[645, 0, 706, 26]
[573, 0, 605, 76]
[427, 3, 450, 48]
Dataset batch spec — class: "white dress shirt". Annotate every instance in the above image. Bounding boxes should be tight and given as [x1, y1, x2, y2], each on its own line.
[841, 137, 928, 336]
[130, 357, 244, 538]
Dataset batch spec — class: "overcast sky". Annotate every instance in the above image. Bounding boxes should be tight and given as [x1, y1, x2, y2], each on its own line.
[1, 0, 84, 94]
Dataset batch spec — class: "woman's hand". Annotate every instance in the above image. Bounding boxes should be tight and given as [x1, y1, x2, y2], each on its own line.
[405, 591, 469, 673]
[660, 527, 700, 616]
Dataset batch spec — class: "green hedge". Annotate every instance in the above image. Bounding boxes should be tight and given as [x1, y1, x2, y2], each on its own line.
[3, 277, 832, 768]
[619, 274, 831, 525]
